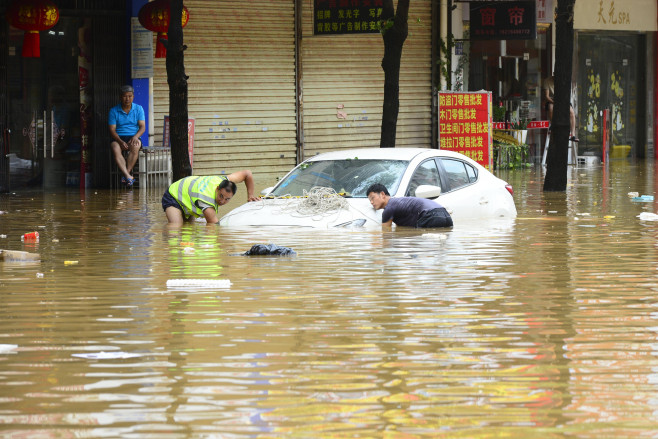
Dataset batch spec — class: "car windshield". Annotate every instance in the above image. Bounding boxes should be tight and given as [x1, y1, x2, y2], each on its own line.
[271, 159, 408, 197]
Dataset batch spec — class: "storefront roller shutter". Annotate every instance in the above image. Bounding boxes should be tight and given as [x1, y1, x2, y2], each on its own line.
[300, 0, 432, 158]
[152, 0, 297, 182]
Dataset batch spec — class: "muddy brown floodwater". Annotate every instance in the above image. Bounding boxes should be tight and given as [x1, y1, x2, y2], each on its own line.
[2, 160, 658, 437]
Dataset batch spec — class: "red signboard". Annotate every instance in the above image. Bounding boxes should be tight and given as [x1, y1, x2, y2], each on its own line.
[439, 91, 493, 170]
[527, 120, 549, 129]
[602, 109, 610, 163]
[493, 120, 549, 130]
[163, 116, 195, 167]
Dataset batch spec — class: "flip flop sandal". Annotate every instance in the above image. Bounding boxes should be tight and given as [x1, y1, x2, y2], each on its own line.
[126, 178, 135, 187]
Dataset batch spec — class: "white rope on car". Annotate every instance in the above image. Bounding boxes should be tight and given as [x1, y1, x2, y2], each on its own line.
[294, 186, 349, 216]
[220, 186, 349, 222]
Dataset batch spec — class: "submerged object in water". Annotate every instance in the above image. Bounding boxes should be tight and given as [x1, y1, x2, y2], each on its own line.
[0, 249, 40, 262]
[243, 243, 296, 256]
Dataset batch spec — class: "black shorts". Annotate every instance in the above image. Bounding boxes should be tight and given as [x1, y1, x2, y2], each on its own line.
[119, 135, 142, 147]
[162, 190, 183, 213]
[416, 207, 453, 228]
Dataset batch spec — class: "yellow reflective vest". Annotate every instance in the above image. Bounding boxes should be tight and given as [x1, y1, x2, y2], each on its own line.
[168, 176, 227, 218]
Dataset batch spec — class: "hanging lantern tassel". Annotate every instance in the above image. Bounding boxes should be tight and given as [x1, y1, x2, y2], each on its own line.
[155, 32, 167, 58]
[138, 0, 189, 59]
[6, 0, 59, 58]
[22, 30, 40, 57]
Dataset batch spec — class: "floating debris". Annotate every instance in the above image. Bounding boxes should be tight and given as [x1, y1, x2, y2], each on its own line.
[72, 351, 143, 360]
[166, 279, 232, 288]
[243, 244, 296, 256]
[638, 212, 658, 221]
[421, 233, 448, 240]
[0, 249, 40, 262]
[0, 344, 18, 353]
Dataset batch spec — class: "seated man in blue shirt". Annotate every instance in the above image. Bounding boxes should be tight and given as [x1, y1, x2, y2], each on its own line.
[366, 183, 453, 228]
[108, 85, 145, 186]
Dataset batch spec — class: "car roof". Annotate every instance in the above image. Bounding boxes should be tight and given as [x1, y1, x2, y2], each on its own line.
[305, 147, 471, 163]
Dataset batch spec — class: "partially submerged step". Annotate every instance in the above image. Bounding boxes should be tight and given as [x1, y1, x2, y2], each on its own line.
[0, 249, 40, 262]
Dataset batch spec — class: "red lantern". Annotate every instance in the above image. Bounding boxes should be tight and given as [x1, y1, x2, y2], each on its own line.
[138, 0, 189, 58]
[6, 0, 59, 58]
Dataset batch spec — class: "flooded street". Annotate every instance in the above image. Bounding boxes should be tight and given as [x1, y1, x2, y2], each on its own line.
[2, 160, 658, 437]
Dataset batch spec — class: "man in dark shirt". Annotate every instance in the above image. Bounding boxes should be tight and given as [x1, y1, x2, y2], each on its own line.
[366, 183, 453, 228]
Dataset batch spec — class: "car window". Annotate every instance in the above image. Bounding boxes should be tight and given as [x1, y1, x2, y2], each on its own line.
[271, 159, 409, 197]
[439, 158, 477, 191]
[465, 162, 478, 183]
[406, 160, 442, 196]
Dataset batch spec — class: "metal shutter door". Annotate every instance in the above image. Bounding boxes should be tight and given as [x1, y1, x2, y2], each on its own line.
[300, 0, 432, 158]
[152, 0, 297, 183]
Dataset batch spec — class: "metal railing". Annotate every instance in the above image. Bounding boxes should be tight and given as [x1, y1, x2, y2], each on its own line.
[110, 145, 172, 189]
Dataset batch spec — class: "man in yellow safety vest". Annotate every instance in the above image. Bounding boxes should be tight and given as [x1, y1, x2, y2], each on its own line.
[162, 170, 260, 225]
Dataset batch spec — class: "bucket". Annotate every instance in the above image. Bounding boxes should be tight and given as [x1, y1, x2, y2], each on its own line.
[611, 145, 631, 158]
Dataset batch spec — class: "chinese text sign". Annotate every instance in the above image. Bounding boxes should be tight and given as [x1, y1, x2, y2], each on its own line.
[439, 92, 493, 170]
[470, 1, 537, 40]
[163, 116, 196, 167]
[314, 0, 384, 35]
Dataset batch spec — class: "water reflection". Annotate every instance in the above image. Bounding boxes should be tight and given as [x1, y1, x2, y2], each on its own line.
[1, 161, 658, 436]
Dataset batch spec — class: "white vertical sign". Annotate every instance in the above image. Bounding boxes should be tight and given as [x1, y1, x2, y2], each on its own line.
[131, 17, 153, 79]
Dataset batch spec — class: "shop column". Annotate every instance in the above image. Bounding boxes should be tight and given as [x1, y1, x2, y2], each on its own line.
[128, 0, 151, 147]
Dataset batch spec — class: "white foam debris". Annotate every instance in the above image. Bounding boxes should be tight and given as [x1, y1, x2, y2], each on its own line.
[72, 351, 143, 359]
[166, 279, 232, 288]
[0, 344, 18, 353]
[421, 233, 448, 240]
[638, 212, 658, 221]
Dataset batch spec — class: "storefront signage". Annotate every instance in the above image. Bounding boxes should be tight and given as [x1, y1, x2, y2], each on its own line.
[438, 91, 493, 170]
[163, 116, 195, 167]
[574, 0, 657, 32]
[313, 0, 384, 35]
[536, 0, 553, 24]
[493, 120, 549, 130]
[470, 1, 536, 40]
[131, 17, 153, 79]
[463, 0, 551, 24]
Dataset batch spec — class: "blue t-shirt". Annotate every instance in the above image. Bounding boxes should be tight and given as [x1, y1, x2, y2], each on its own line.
[382, 197, 444, 227]
[108, 103, 145, 137]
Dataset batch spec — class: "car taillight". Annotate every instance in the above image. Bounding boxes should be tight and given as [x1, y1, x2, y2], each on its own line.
[505, 184, 514, 196]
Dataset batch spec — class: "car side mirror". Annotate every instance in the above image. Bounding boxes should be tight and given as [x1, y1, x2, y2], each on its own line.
[415, 184, 441, 199]
[261, 187, 274, 196]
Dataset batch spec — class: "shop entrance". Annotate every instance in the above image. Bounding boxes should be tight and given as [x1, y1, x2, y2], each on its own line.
[577, 33, 646, 158]
[3, 16, 82, 189]
[468, 32, 551, 162]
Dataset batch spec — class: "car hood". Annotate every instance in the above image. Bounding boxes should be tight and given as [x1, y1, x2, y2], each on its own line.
[219, 198, 382, 229]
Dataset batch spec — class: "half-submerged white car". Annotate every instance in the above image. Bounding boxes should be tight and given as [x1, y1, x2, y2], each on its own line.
[219, 148, 517, 229]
